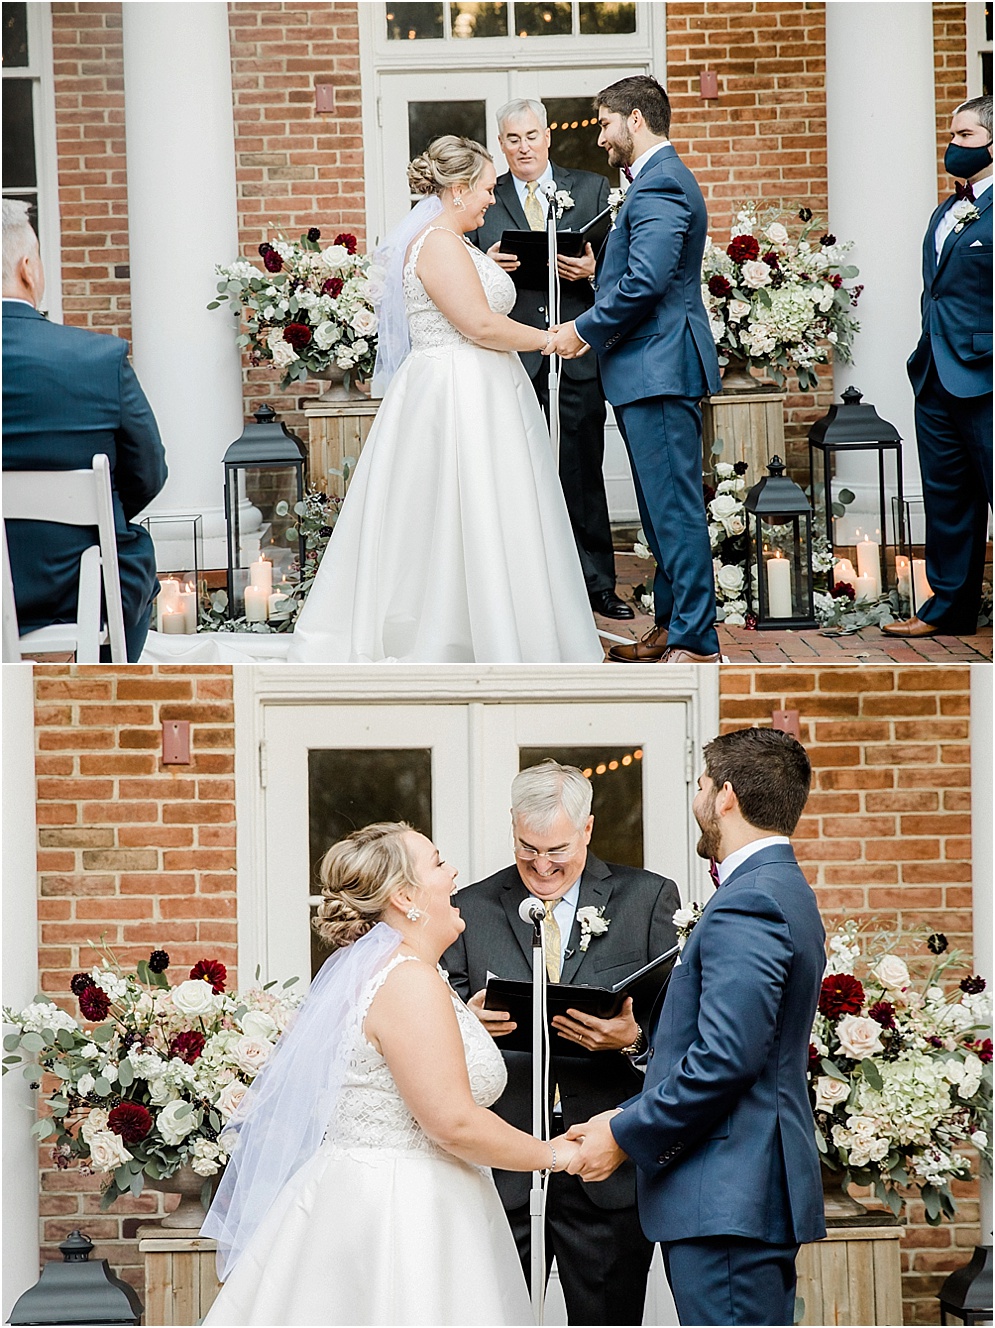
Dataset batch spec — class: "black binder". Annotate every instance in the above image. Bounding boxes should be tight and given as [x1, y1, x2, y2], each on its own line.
[482, 943, 679, 1057]
[499, 206, 613, 291]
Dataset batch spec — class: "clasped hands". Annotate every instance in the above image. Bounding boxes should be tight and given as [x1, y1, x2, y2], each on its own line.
[543, 322, 589, 359]
[551, 1110, 627, 1182]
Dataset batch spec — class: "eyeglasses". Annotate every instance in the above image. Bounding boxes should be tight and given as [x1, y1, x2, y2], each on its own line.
[514, 845, 575, 864]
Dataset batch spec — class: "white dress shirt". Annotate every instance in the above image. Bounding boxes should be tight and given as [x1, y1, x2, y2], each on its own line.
[628, 139, 671, 181]
[513, 163, 555, 222]
[716, 836, 790, 885]
[935, 172, 993, 259]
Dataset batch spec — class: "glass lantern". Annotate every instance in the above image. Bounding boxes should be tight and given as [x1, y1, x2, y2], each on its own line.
[222, 404, 307, 622]
[744, 457, 817, 630]
[140, 513, 203, 635]
[808, 386, 904, 597]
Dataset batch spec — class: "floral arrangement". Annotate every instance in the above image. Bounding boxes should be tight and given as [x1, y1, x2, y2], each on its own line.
[673, 902, 703, 948]
[810, 922, 992, 1222]
[209, 228, 382, 390]
[3, 949, 301, 1209]
[702, 205, 863, 391]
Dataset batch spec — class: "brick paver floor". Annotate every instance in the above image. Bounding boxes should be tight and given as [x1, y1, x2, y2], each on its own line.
[600, 553, 993, 664]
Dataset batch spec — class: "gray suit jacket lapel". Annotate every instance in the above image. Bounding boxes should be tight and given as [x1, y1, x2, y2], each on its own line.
[495, 172, 530, 231]
[500, 875, 537, 966]
[559, 855, 613, 985]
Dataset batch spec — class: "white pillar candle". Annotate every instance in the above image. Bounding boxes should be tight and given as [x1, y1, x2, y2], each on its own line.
[268, 589, 293, 619]
[855, 536, 881, 599]
[833, 557, 857, 586]
[912, 559, 932, 610]
[179, 585, 198, 634]
[766, 553, 793, 618]
[243, 584, 270, 622]
[896, 556, 911, 598]
[854, 574, 876, 602]
[159, 606, 188, 634]
[156, 578, 181, 631]
[250, 556, 273, 597]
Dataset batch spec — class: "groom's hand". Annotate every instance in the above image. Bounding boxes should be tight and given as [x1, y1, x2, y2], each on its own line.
[565, 1110, 628, 1182]
[467, 988, 517, 1038]
[486, 240, 520, 272]
[552, 996, 639, 1052]
[545, 321, 589, 358]
[556, 243, 596, 282]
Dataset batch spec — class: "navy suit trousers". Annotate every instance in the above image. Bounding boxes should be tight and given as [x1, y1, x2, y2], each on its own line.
[614, 395, 719, 655]
[914, 362, 993, 633]
[662, 1237, 800, 1327]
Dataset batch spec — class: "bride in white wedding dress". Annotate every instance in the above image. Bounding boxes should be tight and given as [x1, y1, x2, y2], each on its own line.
[288, 136, 603, 663]
[202, 823, 576, 1326]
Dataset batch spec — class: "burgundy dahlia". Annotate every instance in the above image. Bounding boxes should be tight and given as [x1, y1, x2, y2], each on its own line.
[707, 274, 733, 299]
[283, 322, 312, 351]
[833, 581, 856, 601]
[820, 233, 837, 247]
[108, 1102, 153, 1145]
[148, 949, 170, 974]
[727, 234, 760, 265]
[972, 1038, 993, 1064]
[78, 985, 111, 1022]
[169, 1030, 207, 1064]
[733, 461, 749, 476]
[307, 227, 321, 242]
[828, 273, 844, 290]
[702, 483, 716, 504]
[189, 959, 227, 994]
[798, 207, 813, 222]
[818, 972, 865, 1020]
[761, 250, 780, 270]
[744, 612, 757, 630]
[927, 932, 948, 954]
[868, 1000, 896, 1029]
[960, 975, 987, 994]
[321, 276, 344, 299]
[70, 972, 95, 996]
[263, 249, 284, 273]
[258, 242, 273, 257]
[334, 232, 358, 255]
[928, 1035, 946, 1049]
[808, 1043, 822, 1076]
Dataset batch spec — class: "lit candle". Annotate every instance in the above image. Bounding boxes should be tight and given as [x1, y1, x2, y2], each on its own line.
[268, 588, 293, 619]
[250, 556, 273, 597]
[855, 536, 881, 600]
[157, 578, 181, 632]
[833, 557, 856, 586]
[159, 606, 188, 634]
[896, 556, 911, 599]
[854, 574, 876, 602]
[912, 559, 932, 611]
[766, 552, 793, 618]
[179, 583, 198, 634]
[244, 584, 270, 622]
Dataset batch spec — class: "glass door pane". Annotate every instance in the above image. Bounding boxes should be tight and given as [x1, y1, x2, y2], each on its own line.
[519, 744, 643, 866]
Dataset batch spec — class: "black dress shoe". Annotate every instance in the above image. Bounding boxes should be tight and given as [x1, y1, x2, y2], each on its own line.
[589, 589, 635, 620]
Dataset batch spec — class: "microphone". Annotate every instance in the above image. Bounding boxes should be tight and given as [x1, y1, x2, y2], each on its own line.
[540, 180, 558, 201]
[518, 897, 546, 932]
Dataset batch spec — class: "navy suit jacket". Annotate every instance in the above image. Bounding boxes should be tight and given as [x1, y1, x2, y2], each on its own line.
[574, 145, 721, 406]
[611, 843, 827, 1246]
[907, 185, 993, 399]
[2, 302, 167, 633]
[468, 163, 609, 383]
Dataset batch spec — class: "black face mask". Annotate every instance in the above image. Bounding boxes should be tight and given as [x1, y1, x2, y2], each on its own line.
[944, 139, 993, 180]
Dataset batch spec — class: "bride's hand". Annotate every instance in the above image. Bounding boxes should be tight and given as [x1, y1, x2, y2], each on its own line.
[549, 1134, 580, 1172]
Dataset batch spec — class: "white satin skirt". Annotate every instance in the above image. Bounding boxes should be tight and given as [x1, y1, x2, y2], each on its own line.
[287, 344, 603, 663]
[203, 1144, 532, 1326]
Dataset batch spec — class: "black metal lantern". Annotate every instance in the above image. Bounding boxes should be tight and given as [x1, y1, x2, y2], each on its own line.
[938, 1244, 993, 1325]
[808, 386, 904, 596]
[744, 456, 817, 630]
[8, 1230, 142, 1325]
[222, 404, 307, 622]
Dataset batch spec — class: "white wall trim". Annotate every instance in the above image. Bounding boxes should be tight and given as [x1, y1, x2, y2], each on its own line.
[966, 1, 992, 99]
[970, 664, 993, 1243]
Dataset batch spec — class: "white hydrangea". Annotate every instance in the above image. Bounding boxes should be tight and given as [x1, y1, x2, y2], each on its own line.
[127, 1049, 166, 1080]
[89, 969, 129, 1003]
[17, 1002, 79, 1035]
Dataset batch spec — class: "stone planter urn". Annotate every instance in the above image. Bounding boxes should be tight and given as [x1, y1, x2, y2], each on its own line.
[148, 1163, 218, 1229]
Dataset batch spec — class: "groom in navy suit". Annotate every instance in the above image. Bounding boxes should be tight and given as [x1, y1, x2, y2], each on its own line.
[566, 727, 827, 1326]
[884, 94, 992, 639]
[548, 75, 722, 663]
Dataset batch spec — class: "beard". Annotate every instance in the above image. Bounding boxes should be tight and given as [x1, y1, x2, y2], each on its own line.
[606, 125, 635, 168]
[694, 798, 722, 862]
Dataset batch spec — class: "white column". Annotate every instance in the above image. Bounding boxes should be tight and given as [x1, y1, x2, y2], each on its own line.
[825, 3, 934, 538]
[122, 2, 244, 569]
[2, 665, 39, 1318]
[970, 667, 993, 1244]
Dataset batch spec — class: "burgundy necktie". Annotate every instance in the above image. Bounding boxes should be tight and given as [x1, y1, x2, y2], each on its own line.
[955, 180, 976, 202]
[622, 164, 633, 183]
[708, 858, 721, 890]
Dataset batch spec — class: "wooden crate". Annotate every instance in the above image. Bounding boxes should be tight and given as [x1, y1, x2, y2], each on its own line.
[796, 1225, 904, 1326]
[304, 397, 381, 499]
[138, 1226, 221, 1326]
[702, 390, 787, 484]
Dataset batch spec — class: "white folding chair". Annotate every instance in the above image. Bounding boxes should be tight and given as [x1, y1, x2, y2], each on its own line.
[2, 453, 128, 663]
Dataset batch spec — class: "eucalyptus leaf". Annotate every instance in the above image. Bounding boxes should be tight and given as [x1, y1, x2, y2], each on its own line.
[837, 488, 855, 505]
[93, 1076, 111, 1096]
[117, 1059, 134, 1088]
[3, 1033, 21, 1053]
[3, 1055, 21, 1065]
[201, 1179, 214, 1210]
[145, 1158, 162, 1179]
[90, 1024, 114, 1043]
[819, 1057, 849, 1084]
[20, 1032, 44, 1054]
[831, 502, 845, 518]
[860, 1059, 883, 1091]
[56, 1028, 75, 1051]
[174, 1102, 193, 1118]
[282, 976, 299, 989]
[31, 1119, 56, 1138]
[130, 1170, 144, 1197]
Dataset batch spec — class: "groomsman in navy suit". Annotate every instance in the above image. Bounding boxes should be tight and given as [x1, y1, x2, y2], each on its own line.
[565, 727, 827, 1326]
[2, 200, 167, 661]
[884, 94, 993, 638]
[548, 76, 722, 663]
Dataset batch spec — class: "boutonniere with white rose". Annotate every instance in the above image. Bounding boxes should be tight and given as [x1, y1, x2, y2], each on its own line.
[608, 186, 627, 222]
[576, 906, 610, 951]
[673, 902, 704, 949]
[553, 189, 575, 219]
[951, 198, 981, 232]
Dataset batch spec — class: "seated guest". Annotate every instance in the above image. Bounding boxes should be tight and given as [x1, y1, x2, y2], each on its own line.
[2, 200, 167, 661]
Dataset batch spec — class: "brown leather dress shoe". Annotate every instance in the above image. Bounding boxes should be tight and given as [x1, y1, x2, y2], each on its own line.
[881, 616, 939, 638]
[607, 624, 669, 662]
[661, 647, 721, 663]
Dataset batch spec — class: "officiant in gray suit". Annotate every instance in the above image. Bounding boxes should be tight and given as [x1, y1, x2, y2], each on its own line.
[467, 100, 632, 621]
[444, 760, 680, 1325]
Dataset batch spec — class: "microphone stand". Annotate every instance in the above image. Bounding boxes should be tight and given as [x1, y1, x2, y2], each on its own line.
[528, 910, 548, 1324]
[543, 185, 562, 466]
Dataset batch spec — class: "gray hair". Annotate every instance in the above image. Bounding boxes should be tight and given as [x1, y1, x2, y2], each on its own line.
[2, 198, 38, 291]
[511, 760, 593, 834]
[497, 98, 548, 135]
[954, 95, 992, 137]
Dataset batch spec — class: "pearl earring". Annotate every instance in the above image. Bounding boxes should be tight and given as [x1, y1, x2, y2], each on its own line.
[453, 194, 465, 210]
[406, 906, 423, 921]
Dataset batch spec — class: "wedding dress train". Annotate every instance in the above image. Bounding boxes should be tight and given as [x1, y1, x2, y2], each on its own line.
[288, 229, 603, 663]
[203, 955, 532, 1326]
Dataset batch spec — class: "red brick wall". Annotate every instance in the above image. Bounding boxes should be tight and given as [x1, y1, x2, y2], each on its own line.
[32, 665, 236, 1289]
[934, 3, 969, 203]
[719, 665, 979, 1326]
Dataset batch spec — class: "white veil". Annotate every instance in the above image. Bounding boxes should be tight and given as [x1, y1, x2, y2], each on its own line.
[370, 194, 443, 396]
[201, 922, 403, 1280]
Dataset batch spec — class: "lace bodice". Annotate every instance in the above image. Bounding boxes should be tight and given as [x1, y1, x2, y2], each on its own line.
[402, 227, 516, 353]
[325, 955, 507, 1157]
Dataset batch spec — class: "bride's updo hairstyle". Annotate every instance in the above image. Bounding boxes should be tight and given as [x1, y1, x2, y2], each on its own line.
[407, 135, 492, 197]
[313, 821, 419, 951]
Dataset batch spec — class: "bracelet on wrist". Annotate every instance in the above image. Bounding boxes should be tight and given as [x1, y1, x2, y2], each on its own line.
[544, 1141, 557, 1173]
[621, 1028, 645, 1057]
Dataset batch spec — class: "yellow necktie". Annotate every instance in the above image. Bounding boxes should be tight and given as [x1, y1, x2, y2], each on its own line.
[544, 901, 561, 982]
[524, 180, 545, 231]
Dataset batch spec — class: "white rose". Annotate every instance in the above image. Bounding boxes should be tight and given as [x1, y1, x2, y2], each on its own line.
[320, 244, 350, 270]
[673, 907, 698, 928]
[149, 1078, 177, 1106]
[740, 260, 773, 289]
[722, 513, 747, 537]
[815, 1076, 850, 1112]
[764, 222, 789, 246]
[350, 308, 378, 336]
[971, 1130, 988, 1149]
[239, 1010, 278, 1042]
[708, 315, 726, 344]
[76, 1073, 96, 1096]
[190, 1138, 222, 1178]
[836, 1015, 885, 1060]
[157, 1100, 198, 1147]
[716, 564, 745, 594]
[270, 338, 298, 370]
[88, 1129, 132, 1173]
[728, 299, 751, 323]
[312, 320, 340, 350]
[351, 338, 369, 356]
[102, 1062, 118, 1084]
[872, 955, 910, 991]
[723, 612, 746, 627]
[713, 462, 734, 480]
[171, 979, 219, 1018]
[708, 493, 740, 522]
[80, 1108, 109, 1144]
[217, 1080, 249, 1120]
[80, 1043, 101, 1060]
[232, 1036, 273, 1077]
